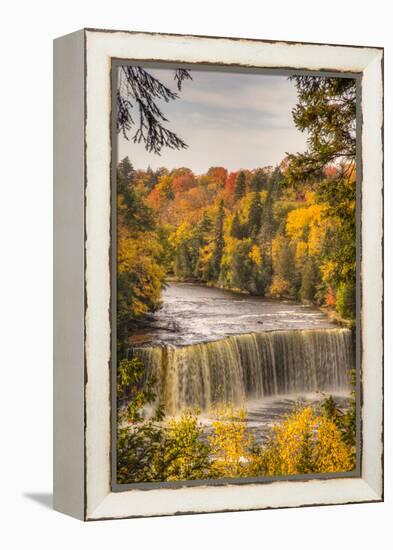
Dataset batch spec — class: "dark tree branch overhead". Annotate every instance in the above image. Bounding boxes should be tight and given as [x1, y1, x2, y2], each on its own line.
[173, 68, 193, 91]
[117, 66, 192, 154]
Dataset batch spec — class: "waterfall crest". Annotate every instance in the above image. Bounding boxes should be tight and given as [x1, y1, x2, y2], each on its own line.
[135, 328, 354, 415]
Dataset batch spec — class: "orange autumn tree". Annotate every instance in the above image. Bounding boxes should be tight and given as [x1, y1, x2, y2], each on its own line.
[206, 166, 228, 188]
[172, 173, 196, 196]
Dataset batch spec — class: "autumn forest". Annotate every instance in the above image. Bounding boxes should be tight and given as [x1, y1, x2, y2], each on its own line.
[116, 69, 357, 484]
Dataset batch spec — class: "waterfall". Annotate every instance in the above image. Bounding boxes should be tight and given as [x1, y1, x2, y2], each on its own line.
[134, 328, 354, 415]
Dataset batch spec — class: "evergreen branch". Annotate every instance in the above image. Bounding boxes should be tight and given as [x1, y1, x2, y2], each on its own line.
[174, 68, 193, 91]
[117, 65, 191, 153]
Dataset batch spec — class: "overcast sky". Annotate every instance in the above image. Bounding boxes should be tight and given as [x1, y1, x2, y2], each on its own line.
[117, 67, 308, 174]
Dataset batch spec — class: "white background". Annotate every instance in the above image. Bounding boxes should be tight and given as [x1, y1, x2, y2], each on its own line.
[1, 1, 391, 548]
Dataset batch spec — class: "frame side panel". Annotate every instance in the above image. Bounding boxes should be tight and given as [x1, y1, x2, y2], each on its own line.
[53, 29, 86, 520]
[360, 52, 384, 498]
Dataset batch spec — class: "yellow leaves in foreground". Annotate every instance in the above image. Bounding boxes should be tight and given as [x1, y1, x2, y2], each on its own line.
[261, 405, 354, 476]
[119, 402, 355, 483]
[209, 403, 257, 478]
[207, 402, 354, 479]
[163, 411, 210, 481]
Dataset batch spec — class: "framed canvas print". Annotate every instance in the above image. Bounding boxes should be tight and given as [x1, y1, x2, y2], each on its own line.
[53, 29, 384, 520]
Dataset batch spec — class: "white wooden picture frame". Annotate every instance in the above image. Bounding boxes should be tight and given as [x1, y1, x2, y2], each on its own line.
[53, 28, 383, 521]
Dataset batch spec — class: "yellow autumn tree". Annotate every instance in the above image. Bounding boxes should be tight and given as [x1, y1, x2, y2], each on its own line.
[117, 225, 165, 319]
[260, 405, 354, 476]
[209, 403, 256, 478]
[163, 410, 211, 481]
[286, 202, 328, 254]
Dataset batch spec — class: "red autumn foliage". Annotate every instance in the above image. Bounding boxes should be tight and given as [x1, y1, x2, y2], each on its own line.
[222, 171, 239, 206]
[206, 166, 228, 187]
[172, 173, 196, 196]
[324, 165, 338, 179]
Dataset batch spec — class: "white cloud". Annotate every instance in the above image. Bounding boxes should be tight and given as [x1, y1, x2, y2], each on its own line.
[183, 77, 297, 119]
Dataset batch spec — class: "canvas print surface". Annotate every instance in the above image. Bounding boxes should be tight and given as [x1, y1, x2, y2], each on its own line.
[114, 65, 358, 486]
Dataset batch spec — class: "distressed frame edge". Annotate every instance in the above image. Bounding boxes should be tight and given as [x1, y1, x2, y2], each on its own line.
[83, 26, 384, 53]
[88, 479, 381, 521]
[83, 30, 383, 521]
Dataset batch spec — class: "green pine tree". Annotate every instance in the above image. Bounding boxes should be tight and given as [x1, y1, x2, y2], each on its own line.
[234, 171, 246, 200]
[211, 200, 225, 280]
[250, 169, 267, 192]
[248, 192, 262, 236]
[230, 212, 243, 239]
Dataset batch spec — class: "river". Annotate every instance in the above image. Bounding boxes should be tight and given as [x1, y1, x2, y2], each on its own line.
[130, 282, 338, 346]
[130, 283, 354, 441]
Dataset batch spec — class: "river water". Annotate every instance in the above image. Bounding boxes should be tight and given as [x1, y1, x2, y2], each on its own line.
[130, 282, 337, 346]
[129, 283, 353, 438]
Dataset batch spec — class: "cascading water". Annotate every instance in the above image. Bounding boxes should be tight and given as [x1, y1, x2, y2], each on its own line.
[134, 327, 354, 415]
